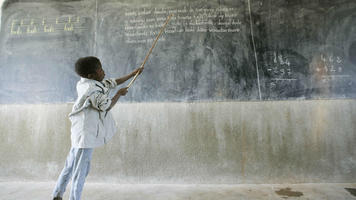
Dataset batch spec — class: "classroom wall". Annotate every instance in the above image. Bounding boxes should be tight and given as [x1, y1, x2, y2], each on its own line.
[0, 0, 355, 185]
[0, 100, 355, 184]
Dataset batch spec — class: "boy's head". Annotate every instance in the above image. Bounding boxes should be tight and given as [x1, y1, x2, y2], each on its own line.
[75, 56, 105, 81]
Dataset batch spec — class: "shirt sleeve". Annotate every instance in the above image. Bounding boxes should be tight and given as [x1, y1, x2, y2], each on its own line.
[102, 78, 117, 89]
[89, 91, 112, 111]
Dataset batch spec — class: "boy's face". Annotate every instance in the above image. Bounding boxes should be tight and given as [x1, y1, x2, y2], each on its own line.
[89, 64, 105, 81]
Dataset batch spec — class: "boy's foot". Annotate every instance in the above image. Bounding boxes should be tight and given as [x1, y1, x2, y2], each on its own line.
[53, 197, 62, 200]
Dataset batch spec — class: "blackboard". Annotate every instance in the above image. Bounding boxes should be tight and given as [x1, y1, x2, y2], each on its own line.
[1, 0, 356, 103]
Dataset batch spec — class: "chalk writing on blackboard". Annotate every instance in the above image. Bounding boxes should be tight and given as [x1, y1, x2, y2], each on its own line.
[318, 54, 343, 73]
[9, 16, 87, 36]
[266, 52, 293, 79]
[312, 52, 347, 83]
[123, 6, 243, 44]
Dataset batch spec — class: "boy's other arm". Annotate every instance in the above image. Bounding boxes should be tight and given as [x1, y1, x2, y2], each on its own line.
[115, 67, 144, 85]
[107, 87, 128, 111]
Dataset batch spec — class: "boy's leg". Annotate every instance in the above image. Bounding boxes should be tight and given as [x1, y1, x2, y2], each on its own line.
[52, 147, 76, 198]
[69, 148, 93, 200]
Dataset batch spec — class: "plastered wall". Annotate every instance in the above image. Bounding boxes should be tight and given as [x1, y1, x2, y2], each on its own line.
[0, 100, 355, 184]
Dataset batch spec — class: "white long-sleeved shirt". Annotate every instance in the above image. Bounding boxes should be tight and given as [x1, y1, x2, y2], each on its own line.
[69, 78, 118, 148]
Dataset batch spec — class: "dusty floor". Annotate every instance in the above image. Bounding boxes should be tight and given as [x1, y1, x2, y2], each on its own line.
[0, 182, 355, 200]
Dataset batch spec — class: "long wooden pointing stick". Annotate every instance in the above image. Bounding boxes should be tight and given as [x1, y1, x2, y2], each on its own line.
[127, 14, 173, 88]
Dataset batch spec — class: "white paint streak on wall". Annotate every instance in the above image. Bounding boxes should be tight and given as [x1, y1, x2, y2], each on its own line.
[0, 0, 4, 31]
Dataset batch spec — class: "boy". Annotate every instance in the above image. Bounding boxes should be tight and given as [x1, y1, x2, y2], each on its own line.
[52, 56, 143, 200]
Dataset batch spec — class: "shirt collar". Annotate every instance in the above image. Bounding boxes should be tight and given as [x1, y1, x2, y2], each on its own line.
[80, 77, 101, 84]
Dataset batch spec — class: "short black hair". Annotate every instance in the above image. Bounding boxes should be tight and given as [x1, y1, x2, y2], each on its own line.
[75, 56, 101, 78]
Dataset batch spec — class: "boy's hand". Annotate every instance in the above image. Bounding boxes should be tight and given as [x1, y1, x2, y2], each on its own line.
[117, 87, 128, 96]
[116, 66, 144, 86]
[109, 87, 128, 110]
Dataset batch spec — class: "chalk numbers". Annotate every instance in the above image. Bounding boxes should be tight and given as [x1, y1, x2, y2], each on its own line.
[318, 53, 343, 73]
[265, 51, 296, 90]
[10, 16, 83, 36]
[267, 52, 293, 78]
[316, 53, 349, 83]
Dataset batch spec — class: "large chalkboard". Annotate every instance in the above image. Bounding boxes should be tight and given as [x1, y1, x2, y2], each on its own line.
[1, 0, 356, 103]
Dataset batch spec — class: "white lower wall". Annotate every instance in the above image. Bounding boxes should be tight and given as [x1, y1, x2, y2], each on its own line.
[0, 100, 355, 183]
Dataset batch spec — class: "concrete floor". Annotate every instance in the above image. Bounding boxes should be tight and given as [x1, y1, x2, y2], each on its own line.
[0, 181, 355, 200]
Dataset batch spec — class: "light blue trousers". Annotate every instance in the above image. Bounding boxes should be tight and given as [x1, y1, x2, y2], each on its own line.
[52, 147, 93, 200]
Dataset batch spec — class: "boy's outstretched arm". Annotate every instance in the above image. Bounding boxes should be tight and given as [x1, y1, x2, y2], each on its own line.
[107, 87, 128, 111]
[116, 67, 144, 85]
